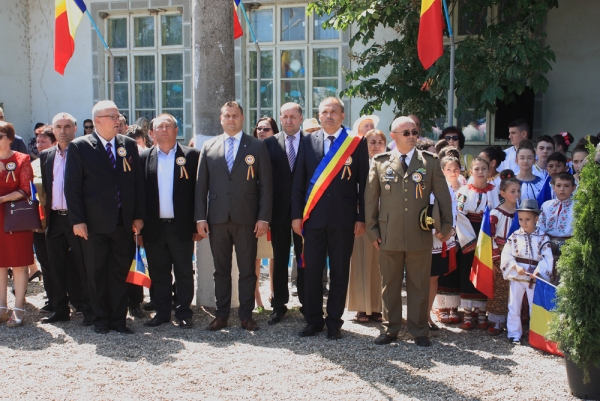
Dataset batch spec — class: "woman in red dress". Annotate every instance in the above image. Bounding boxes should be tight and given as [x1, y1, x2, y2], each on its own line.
[0, 122, 34, 327]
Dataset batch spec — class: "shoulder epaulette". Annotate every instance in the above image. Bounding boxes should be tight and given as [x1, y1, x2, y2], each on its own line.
[422, 150, 438, 159]
[374, 151, 391, 159]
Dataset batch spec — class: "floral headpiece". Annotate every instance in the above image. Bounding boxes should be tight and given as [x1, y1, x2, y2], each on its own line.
[560, 132, 571, 146]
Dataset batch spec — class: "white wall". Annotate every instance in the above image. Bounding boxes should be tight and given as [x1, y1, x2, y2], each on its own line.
[0, 1, 33, 140]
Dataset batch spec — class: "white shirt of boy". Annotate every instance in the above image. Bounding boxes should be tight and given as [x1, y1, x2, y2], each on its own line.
[538, 197, 575, 238]
[500, 226, 553, 282]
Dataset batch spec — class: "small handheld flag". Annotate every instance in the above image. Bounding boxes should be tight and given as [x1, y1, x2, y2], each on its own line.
[507, 211, 520, 239]
[30, 181, 44, 220]
[126, 238, 151, 288]
[529, 276, 563, 356]
[470, 205, 495, 298]
[536, 175, 553, 206]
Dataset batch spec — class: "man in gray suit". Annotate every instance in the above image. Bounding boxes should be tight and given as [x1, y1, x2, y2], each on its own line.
[195, 101, 273, 331]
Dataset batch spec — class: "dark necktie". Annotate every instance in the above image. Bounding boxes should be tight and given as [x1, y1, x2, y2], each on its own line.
[327, 135, 335, 153]
[287, 135, 296, 171]
[401, 154, 408, 173]
[106, 142, 122, 208]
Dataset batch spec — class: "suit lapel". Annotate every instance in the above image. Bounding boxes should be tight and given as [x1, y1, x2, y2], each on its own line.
[388, 153, 403, 177]
[231, 133, 249, 174]
[405, 149, 422, 178]
[114, 135, 125, 177]
[45, 147, 56, 205]
[314, 130, 324, 162]
[149, 146, 159, 199]
[92, 132, 116, 172]
[217, 134, 229, 173]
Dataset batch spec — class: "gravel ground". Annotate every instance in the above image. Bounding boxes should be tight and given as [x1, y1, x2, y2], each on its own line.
[0, 273, 574, 401]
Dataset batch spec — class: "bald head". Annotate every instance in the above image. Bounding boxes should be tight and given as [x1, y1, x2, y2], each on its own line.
[391, 116, 416, 131]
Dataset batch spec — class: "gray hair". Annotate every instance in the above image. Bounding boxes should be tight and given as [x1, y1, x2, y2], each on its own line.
[280, 102, 303, 115]
[52, 112, 77, 126]
[318, 97, 345, 113]
[391, 116, 416, 131]
[92, 100, 118, 119]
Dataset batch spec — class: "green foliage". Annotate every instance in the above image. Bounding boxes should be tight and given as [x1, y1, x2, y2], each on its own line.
[308, 0, 558, 130]
[548, 144, 600, 381]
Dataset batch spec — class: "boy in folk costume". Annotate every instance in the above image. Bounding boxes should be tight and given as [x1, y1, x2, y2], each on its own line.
[537, 172, 576, 284]
[501, 199, 553, 344]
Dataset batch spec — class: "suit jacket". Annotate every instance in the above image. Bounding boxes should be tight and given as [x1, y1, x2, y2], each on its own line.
[291, 127, 368, 231]
[264, 131, 307, 225]
[64, 132, 146, 234]
[194, 133, 272, 225]
[10, 136, 27, 154]
[140, 143, 200, 243]
[365, 149, 453, 252]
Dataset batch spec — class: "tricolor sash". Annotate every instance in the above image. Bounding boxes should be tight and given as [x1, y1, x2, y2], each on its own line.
[302, 128, 362, 225]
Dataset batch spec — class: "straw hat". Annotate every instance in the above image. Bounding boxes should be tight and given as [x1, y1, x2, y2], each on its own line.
[352, 115, 380, 135]
[303, 118, 321, 132]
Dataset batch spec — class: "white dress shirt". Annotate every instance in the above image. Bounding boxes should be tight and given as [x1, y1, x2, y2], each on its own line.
[284, 130, 301, 157]
[498, 146, 520, 175]
[97, 134, 116, 159]
[323, 127, 343, 155]
[224, 131, 244, 160]
[392, 147, 416, 168]
[157, 143, 177, 218]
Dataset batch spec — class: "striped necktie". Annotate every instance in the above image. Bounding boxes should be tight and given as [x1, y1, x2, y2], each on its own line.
[105, 142, 121, 208]
[226, 137, 235, 172]
[287, 135, 296, 171]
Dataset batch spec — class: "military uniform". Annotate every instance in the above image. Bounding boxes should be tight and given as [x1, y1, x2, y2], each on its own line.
[365, 148, 453, 338]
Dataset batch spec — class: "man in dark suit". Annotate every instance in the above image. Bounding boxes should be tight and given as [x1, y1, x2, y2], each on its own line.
[264, 102, 306, 324]
[139, 113, 200, 329]
[195, 101, 273, 332]
[65, 100, 146, 334]
[291, 97, 369, 340]
[39, 112, 93, 325]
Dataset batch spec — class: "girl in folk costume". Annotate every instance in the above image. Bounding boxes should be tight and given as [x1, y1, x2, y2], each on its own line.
[487, 172, 521, 336]
[471, 146, 505, 205]
[456, 158, 501, 330]
[435, 156, 461, 325]
[515, 140, 544, 202]
[501, 199, 553, 344]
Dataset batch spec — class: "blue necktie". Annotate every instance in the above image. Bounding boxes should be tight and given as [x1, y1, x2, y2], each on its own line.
[106, 142, 122, 208]
[226, 137, 235, 172]
[287, 135, 296, 171]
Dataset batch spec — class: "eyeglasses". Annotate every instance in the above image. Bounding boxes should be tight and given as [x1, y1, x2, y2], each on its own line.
[398, 130, 420, 137]
[97, 115, 120, 120]
[444, 135, 460, 141]
[84, 125, 94, 129]
[256, 127, 272, 132]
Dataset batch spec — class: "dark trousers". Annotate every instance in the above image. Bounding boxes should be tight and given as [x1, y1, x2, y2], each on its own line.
[270, 223, 303, 310]
[33, 232, 53, 303]
[81, 220, 133, 329]
[145, 221, 194, 321]
[208, 219, 257, 321]
[127, 283, 144, 308]
[46, 213, 90, 316]
[303, 227, 354, 330]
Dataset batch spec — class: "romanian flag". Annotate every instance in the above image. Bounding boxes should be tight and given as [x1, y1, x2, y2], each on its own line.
[470, 205, 494, 298]
[418, 0, 444, 70]
[55, 0, 87, 75]
[126, 245, 151, 288]
[30, 181, 44, 220]
[536, 175, 553, 206]
[530, 278, 563, 356]
[234, 0, 244, 39]
[507, 211, 520, 238]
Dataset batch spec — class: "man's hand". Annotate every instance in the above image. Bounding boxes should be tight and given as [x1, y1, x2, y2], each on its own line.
[435, 228, 455, 243]
[192, 233, 202, 242]
[354, 222, 366, 237]
[136, 234, 144, 247]
[292, 219, 303, 237]
[372, 238, 381, 250]
[73, 223, 88, 240]
[132, 219, 144, 234]
[254, 221, 269, 238]
[197, 221, 209, 239]
[516, 265, 527, 276]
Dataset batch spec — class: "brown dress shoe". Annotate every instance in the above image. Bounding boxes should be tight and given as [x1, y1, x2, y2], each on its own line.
[240, 318, 259, 331]
[207, 317, 228, 331]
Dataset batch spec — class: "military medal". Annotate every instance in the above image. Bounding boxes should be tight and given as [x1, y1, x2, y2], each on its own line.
[245, 155, 255, 180]
[176, 156, 188, 179]
[118, 147, 132, 172]
[412, 172, 423, 198]
[341, 156, 352, 180]
[386, 167, 393, 175]
[5, 161, 16, 182]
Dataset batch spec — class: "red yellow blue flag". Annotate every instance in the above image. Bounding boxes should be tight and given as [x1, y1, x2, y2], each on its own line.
[530, 278, 563, 356]
[233, 0, 243, 39]
[470, 205, 494, 298]
[126, 245, 151, 288]
[55, 0, 87, 75]
[418, 0, 444, 69]
[30, 181, 44, 220]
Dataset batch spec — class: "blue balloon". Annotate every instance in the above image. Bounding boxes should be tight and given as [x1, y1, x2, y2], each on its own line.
[172, 84, 182, 93]
[300, 68, 305, 74]
[260, 86, 266, 93]
[286, 71, 293, 78]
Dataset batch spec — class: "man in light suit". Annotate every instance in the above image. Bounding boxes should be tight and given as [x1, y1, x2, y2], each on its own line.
[365, 116, 453, 347]
[65, 100, 146, 334]
[195, 101, 273, 332]
[140, 114, 200, 329]
[264, 102, 306, 324]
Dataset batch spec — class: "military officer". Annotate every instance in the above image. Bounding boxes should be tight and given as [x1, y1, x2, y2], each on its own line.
[365, 116, 453, 347]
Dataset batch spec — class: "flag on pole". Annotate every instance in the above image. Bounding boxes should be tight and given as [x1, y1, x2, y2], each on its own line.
[126, 244, 151, 288]
[536, 175, 553, 206]
[30, 181, 44, 220]
[234, 0, 244, 39]
[418, 0, 444, 69]
[55, 0, 87, 75]
[507, 211, 520, 239]
[529, 278, 563, 356]
[470, 205, 495, 298]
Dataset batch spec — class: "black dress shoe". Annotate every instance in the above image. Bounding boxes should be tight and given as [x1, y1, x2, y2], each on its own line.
[299, 324, 323, 337]
[267, 308, 287, 325]
[143, 301, 156, 311]
[129, 306, 145, 318]
[39, 303, 54, 314]
[428, 322, 440, 331]
[374, 334, 397, 345]
[41, 313, 71, 324]
[82, 315, 95, 326]
[327, 328, 342, 340]
[415, 336, 431, 347]
[178, 318, 193, 329]
[144, 317, 168, 327]
[94, 326, 109, 334]
[112, 325, 134, 334]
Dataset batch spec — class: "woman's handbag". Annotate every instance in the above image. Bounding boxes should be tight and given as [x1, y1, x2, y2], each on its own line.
[4, 189, 42, 233]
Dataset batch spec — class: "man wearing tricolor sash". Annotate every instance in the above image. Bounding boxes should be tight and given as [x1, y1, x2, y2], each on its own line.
[365, 116, 453, 347]
[291, 97, 369, 340]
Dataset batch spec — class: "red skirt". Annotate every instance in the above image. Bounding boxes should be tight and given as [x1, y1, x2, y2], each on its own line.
[0, 210, 34, 267]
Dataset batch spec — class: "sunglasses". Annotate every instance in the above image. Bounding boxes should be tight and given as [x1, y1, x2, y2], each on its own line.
[84, 125, 93, 129]
[256, 127, 272, 132]
[398, 130, 420, 137]
[444, 135, 460, 141]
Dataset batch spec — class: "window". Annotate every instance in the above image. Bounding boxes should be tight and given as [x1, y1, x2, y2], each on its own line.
[246, 6, 342, 131]
[107, 13, 185, 136]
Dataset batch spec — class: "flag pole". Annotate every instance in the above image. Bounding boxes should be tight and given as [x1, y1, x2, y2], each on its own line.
[237, 2, 261, 119]
[526, 273, 558, 288]
[441, 0, 454, 127]
[85, 10, 115, 101]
